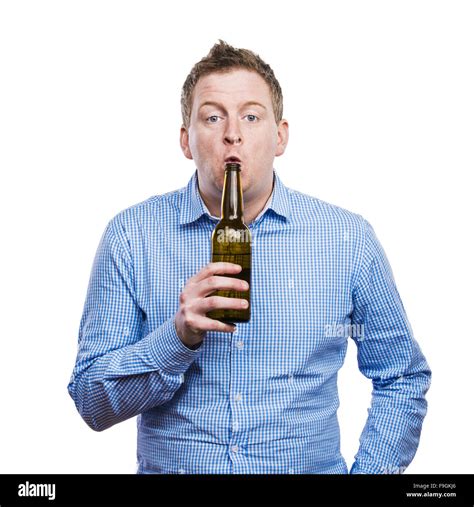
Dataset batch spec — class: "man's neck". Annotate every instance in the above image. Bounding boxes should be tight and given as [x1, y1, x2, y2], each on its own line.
[199, 177, 274, 225]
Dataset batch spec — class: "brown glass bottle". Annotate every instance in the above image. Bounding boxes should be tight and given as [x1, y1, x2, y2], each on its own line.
[207, 162, 251, 323]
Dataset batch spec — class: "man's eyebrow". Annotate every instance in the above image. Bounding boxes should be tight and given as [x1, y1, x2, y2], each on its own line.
[199, 101, 224, 110]
[198, 101, 267, 110]
[241, 101, 267, 110]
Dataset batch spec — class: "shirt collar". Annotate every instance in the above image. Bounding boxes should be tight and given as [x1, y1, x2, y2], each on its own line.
[179, 169, 291, 225]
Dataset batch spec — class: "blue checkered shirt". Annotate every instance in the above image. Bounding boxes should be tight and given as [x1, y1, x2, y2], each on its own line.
[68, 169, 431, 474]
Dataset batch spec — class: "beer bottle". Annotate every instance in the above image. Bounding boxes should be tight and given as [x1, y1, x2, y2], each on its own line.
[207, 162, 251, 323]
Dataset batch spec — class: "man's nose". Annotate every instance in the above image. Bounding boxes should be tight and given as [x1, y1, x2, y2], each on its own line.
[224, 119, 242, 145]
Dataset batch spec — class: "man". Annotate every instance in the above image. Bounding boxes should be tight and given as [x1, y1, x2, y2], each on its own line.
[68, 40, 431, 474]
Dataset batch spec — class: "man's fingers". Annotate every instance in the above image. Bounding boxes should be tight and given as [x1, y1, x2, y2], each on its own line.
[198, 276, 249, 298]
[191, 262, 242, 284]
[206, 318, 237, 334]
[200, 295, 249, 312]
[189, 314, 237, 334]
[175, 262, 246, 345]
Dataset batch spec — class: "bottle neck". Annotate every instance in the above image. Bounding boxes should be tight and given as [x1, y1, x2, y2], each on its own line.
[221, 165, 244, 223]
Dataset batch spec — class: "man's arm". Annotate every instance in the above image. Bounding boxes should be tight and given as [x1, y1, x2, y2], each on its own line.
[349, 219, 431, 474]
[67, 215, 247, 431]
[67, 218, 200, 431]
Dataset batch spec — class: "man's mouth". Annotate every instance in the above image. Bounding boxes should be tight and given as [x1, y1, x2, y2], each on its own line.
[225, 156, 242, 164]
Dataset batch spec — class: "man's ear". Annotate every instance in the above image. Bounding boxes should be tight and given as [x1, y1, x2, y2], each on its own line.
[275, 119, 289, 157]
[180, 125, 193, 160]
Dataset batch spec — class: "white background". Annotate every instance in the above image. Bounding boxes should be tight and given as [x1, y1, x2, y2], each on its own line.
[1, 1, 473, 474]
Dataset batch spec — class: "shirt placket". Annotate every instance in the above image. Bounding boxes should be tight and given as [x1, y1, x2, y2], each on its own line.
[228, 321, 250, 473]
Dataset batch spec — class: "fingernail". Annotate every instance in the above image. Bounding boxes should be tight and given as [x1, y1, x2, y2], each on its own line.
[241, 300, 248, 308]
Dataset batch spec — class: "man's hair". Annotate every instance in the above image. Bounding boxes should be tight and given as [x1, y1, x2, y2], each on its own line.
[181, 40, 283, 128]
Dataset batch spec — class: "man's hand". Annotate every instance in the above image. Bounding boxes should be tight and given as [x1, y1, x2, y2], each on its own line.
[174, 262, 249, 348]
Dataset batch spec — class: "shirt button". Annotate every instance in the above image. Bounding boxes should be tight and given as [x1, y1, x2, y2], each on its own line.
[236, 341, 244, 349]
[234, 393, 243, 402]
[232, 421, 239, 431]
[178, 468, 185, 474]
[288, 468, 295, 474]
[231, 445, 239, 453]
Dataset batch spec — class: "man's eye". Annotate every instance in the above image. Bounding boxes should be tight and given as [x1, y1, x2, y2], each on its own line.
[207, 115, 220, 123]
[245, 114, 258, 122]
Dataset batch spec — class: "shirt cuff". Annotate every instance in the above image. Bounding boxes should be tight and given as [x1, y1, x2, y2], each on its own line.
[149, 317, 201, 376]
[350, 461, 389, 474]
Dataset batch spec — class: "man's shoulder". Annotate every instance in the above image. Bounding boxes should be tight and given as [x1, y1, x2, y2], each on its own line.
[110, 185, 187, 227]
[287, 186, 367, 231]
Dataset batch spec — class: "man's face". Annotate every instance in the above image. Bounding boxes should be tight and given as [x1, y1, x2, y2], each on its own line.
[180, 68, 288, 205]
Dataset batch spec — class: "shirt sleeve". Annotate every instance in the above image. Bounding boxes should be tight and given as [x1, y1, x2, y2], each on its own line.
[349, 219, 431, 474]
[67, 216, 200, 432]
